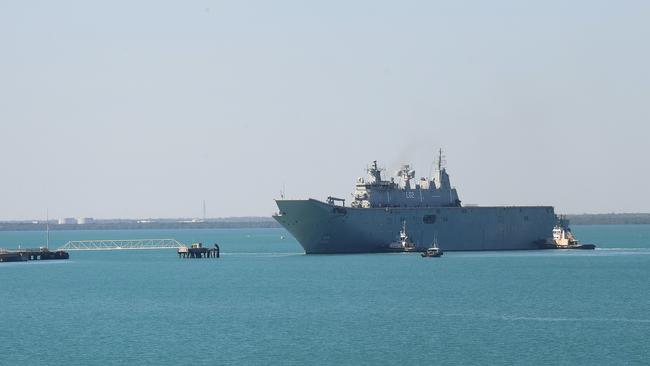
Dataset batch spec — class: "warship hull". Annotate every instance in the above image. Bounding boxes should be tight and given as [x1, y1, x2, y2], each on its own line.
[273, 199, 556, 254]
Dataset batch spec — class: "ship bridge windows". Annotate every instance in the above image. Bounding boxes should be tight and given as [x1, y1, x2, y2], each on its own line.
[423, 215, 437, 224]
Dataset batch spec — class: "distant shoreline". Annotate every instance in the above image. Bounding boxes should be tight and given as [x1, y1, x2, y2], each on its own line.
[1, 213, 650, 231]
[0, 218, 281, 231]
[565, 213, 650, 225]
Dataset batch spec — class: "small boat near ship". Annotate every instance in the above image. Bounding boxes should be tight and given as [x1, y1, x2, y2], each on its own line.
[421, 235, 443, 257]
[387, 222, 417, 252]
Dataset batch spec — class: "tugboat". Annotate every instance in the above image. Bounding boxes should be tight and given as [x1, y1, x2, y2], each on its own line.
[421, 235, 443, 257]
[388, 221, 417, 252]
[539, 220, 596, 250]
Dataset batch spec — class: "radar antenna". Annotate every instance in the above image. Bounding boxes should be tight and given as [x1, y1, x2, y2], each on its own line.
[367, 160, 384, 183]
[396, 164, 415, 189]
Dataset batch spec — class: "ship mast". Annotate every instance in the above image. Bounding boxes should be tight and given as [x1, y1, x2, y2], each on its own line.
[46, 208, 49, 250]
[434, 148, 446, 189]
[437, 148, 444, 172]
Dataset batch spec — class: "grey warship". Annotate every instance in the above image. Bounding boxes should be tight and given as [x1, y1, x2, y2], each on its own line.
[273, 152, 556, 254]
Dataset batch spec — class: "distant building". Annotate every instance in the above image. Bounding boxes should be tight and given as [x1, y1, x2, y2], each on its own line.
[58, 218, 75, 225]
[76, 217, 94, 225]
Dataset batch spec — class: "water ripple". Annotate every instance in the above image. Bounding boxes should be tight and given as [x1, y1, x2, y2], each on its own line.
[437, 312, 650, 324]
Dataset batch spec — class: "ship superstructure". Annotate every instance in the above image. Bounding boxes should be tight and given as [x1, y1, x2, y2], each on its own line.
[273, 151, 556, 254]
[351, 155, 460, 209]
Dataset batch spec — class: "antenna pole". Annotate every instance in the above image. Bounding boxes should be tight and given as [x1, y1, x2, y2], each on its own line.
[202, 200, 206, 221]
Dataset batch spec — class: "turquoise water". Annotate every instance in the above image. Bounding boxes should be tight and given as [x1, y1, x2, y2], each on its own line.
[1, 225, 649, 365]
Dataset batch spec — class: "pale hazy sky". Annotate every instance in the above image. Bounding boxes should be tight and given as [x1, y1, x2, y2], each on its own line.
[1, 1, 648, 220]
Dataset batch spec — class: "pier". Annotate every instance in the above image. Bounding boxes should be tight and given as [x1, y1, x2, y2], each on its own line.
[0, 239, 223, 261]
[59, 238, 185, 251]
[178, 243, 220, 259]
[0, 248, 69, 262]
[54, 238, 222, 259]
